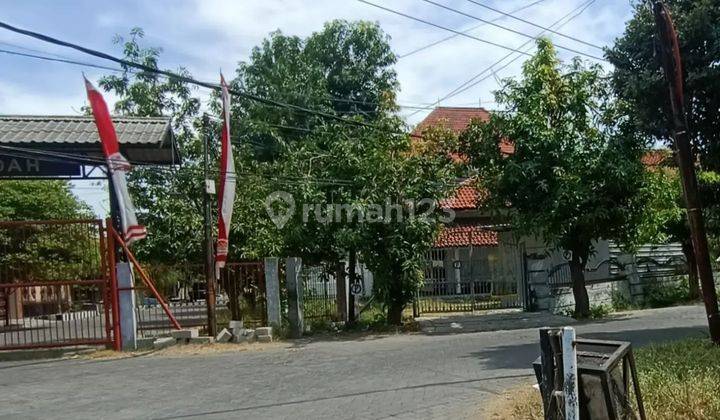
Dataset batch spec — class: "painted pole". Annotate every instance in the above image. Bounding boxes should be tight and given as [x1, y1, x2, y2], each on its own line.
[562, 327, 579, 420]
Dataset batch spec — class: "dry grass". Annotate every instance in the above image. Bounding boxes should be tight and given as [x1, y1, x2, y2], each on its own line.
[484, 382, 542, 420]
[634, 338, 720, 419]
[488, 338, 720, 419]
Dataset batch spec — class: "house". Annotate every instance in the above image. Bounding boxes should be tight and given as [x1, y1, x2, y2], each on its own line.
[414, 107, 681, 316]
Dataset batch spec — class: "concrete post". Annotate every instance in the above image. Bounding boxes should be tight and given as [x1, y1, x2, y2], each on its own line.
[285, 257, 303, 338]
[335, 261, 348, 322]
[264, 257, 281, 328]
[116, 262, 137, 351]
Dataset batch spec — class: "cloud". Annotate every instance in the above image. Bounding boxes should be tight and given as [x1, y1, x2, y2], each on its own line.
[0, 0, 633, 126]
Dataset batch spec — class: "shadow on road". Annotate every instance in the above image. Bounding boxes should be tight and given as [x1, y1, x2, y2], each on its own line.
[461, 325, 708, 371]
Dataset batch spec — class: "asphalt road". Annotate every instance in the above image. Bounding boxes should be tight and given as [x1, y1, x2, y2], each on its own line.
[0, 304, 709, 419]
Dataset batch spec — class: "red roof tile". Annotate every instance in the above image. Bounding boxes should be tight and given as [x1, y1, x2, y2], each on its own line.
[642, 149, 672, 167]
[440, 181, 487, 210]
[434, 224, 498, 247]
[414, 107, 490, 135]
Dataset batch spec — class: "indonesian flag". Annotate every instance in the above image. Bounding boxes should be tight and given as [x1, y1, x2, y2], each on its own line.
[84, 77, 147, 244]
[215, 74, 236, 270]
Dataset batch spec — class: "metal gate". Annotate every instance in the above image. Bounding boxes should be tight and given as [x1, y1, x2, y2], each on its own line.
[416, 245, 524, 315]
[301, 265, 338, 323]
[221, 262, 266, 327]
[0, 219, 114, 350]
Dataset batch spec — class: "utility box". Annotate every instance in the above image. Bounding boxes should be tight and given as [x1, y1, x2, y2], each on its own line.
[533, 329, 646, 420]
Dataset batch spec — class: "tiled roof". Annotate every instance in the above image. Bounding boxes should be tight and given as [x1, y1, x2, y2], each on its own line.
[642, 149, 672, 167]
[440, 180, 487, 210]
[414, 107, 514, 159]
[0, 115, 172, 146]
[414, 107, 490, 135]
[434, 223, 498, 247]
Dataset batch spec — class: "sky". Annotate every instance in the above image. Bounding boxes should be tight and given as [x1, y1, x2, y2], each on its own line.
[0, 0, 636, 216]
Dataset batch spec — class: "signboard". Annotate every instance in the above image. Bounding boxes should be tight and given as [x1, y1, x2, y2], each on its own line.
[0, 155, 81, 177]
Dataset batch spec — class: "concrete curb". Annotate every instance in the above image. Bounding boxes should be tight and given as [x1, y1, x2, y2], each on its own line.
[0, 346, 99, 362]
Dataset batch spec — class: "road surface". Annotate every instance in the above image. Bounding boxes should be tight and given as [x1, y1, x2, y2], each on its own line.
[0, 304, 709, 419]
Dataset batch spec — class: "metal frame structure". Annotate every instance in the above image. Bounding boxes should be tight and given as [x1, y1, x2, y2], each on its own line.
[534, 328, 647, 420]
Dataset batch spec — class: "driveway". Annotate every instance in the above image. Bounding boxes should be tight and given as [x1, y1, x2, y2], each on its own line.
[0, 304, 709, 419]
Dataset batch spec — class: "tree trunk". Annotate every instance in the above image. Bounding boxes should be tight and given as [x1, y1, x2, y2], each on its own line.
[387, 300, 404, 325]
[681, 240, 700, 300]
[569, 249, 590, 318]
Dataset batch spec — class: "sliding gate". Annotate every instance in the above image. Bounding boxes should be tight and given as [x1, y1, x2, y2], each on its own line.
[0, 219, 114, 350]
[415, 246, 524, 315]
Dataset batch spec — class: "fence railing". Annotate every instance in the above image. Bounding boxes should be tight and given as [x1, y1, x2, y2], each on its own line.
[0, 219, 112, 350]
[133, 261, 267, 333]
[301, 265, 338, 322]
[136, 301, 207, 338]
[547, 258, 629, 288]
[417, 277, 522, 313]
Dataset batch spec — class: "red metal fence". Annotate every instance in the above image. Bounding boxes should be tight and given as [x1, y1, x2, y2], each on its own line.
[0, 219, 114, 350]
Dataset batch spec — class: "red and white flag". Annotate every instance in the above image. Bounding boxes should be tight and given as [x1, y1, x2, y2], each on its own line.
[84, 77, 147, 244]
[215, 74, 236, 271]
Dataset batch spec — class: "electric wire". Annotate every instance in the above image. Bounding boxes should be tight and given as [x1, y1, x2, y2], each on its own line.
[357, 0, 605, 62]
[398, 0, 548, 58]
[406, 0, 597, 119]
[461, 0, 605, 50]
[0, 20, 424, 139]
[418, 0, 605, 61]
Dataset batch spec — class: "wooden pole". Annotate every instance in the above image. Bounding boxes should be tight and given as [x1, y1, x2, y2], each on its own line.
[653, 1, 720, 344]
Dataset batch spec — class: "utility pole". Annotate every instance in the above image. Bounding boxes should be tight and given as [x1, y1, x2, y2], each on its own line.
[653, 1, 720, 344]
[202, 114, 217, 337]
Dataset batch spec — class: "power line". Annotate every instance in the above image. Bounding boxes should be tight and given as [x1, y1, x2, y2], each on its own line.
[0, 145, 359, 186]
[398, 0, 548, 59]
[0, 20, 424, 139]
[0, 48, 125, 73]
[357, 0, 535, 58]
[0, 45, 434, 116]
[417, 0, 605, 61]
[406, 0, 597, 119]
[445, 0, 598, 100]
[1, 144, 470, 189]
[461, 0, 604, 50]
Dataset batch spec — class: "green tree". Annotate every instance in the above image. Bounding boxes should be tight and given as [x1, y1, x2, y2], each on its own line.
[607, 0, 720, 170]
[356, 125, 457, 324]
[228, 19, 400, 265]
[95, 23, 456, 325]
[228, 21, 456, 323]
[96, 28, 202, 263]
[460, 39, 653, 318]
[0, 181, 95, 282]
[657, 168, 720, 299]
[0, 180, 91, 221]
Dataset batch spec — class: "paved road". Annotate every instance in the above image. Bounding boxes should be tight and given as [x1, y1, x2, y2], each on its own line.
[0, 304, 709, 419]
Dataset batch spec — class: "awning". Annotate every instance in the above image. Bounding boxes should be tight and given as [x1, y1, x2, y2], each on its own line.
[0, 115, 178, 165]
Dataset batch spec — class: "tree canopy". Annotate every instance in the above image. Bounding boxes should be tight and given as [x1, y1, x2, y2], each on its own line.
[460, 39, 655, 317]
[0, 180, 91, 221]
[607, 0, 720, 170]
[95, 22, 456, 324]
